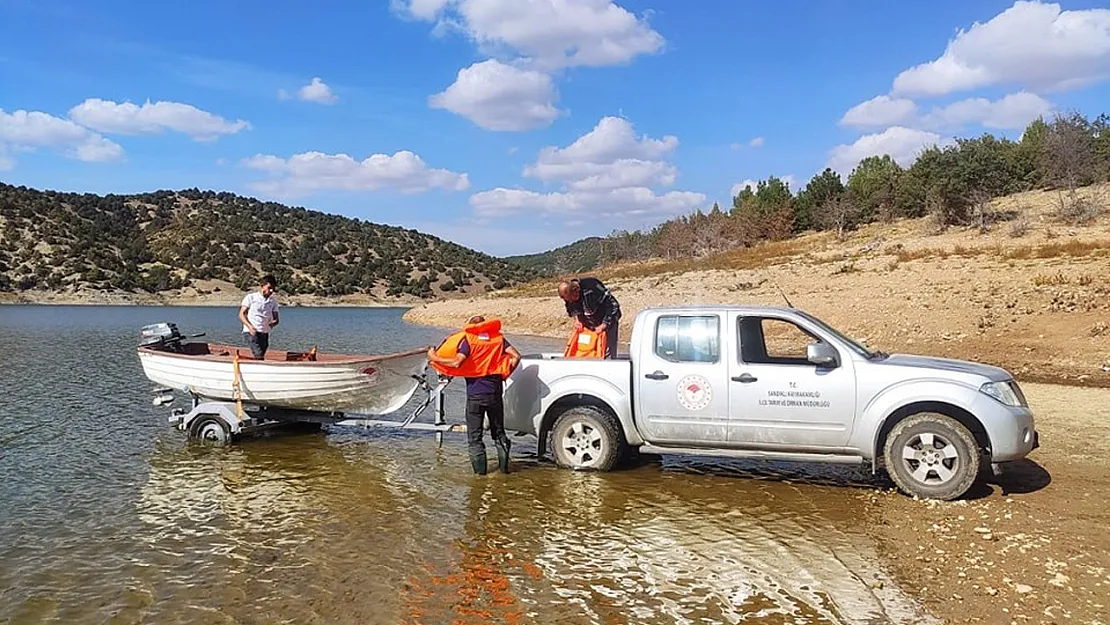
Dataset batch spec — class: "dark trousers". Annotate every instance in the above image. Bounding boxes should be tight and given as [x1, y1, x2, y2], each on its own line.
[603, 325, 619, 359]
[465, 393, 506, 452]
[243, 331, 269, 359]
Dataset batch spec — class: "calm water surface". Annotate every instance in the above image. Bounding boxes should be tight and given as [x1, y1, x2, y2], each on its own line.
[0, 305, 935, 625]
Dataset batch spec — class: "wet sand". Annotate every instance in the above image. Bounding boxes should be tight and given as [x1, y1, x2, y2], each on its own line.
[861, 382, 1110, 625]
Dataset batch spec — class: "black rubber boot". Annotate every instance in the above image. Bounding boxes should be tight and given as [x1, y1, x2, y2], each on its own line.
[494, 436, 511, 474]
[469, 448, 488, 475]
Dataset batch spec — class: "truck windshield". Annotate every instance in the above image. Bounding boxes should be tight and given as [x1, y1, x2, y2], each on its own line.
[794, 311, 881, 359]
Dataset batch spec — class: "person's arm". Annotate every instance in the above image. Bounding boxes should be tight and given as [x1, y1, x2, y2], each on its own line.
[270, 304, 280, 329]
[505, 345, 522, 373]
[599, 291, 621, 332]
[239, 302, 256, 335]
[427, 338, 468, 367]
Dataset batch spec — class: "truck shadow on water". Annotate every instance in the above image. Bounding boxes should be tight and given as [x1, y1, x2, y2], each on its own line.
[619, 452, 1052, 501]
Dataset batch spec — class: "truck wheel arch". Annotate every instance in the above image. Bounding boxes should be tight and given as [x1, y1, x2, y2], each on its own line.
[874, 401, 992, 471]
[538, 394, 626, 459]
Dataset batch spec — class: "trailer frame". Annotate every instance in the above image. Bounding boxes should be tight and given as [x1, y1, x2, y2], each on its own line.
[151, 369, 465, 447]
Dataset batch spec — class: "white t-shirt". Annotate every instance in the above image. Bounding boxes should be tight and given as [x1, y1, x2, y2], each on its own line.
[241, 292, 279, 333]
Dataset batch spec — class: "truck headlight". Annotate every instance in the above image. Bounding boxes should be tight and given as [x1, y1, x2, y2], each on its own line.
[980, 380, 1026, 407]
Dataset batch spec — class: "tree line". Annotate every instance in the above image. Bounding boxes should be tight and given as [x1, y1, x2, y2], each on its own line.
[600, 111, 1110, 263]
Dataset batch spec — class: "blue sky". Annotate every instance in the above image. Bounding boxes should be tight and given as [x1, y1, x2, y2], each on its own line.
[2, 0, 1109, 256]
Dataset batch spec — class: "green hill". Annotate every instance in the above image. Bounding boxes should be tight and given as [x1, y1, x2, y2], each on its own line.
[0, 183, 536, 300]
[503, 236, 607, 276]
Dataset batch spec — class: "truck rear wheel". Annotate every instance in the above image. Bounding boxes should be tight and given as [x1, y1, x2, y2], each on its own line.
[883, 412, 979, 501]
[550, 406, 624, 472]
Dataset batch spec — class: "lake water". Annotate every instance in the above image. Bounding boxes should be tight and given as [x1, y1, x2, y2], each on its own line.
[0, 305, 935, 624]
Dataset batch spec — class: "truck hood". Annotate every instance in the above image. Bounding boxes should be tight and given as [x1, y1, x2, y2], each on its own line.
[873, 354, 1012, 382]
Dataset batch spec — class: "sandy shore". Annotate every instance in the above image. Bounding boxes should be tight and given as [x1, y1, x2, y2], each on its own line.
[861, 381, 1110, 625]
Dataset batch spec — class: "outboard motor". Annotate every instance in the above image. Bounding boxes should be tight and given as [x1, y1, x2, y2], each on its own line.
[139, 322, 187, 352]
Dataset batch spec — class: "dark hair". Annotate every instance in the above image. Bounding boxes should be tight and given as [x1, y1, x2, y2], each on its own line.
[260, 274, 277, 288]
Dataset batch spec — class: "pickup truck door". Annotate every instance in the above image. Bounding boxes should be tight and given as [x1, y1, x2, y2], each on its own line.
[634, 312, 730, 445]
[726, 314, 856, 448]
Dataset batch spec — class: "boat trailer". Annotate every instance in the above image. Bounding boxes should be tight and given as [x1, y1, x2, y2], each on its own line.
[150, 368, 465, 447]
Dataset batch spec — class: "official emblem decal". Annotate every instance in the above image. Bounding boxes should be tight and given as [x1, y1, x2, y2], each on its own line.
[677, 374, 713, 411]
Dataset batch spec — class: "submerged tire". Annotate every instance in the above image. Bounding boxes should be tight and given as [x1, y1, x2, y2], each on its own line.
[189, 415, 231, 446]
[884, 412, 980, 501]
[550, 406, 624, 472]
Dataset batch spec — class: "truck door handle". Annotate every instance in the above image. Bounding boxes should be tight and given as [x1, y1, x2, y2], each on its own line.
[731, 373, 758, 383]
[645, 371, 669, 380]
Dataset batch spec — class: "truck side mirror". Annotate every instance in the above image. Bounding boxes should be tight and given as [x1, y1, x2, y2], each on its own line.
[807, 342, 838, 367]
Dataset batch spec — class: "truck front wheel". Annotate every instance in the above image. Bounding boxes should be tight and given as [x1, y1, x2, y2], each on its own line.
[550, 406, 625, 472]
[883, 412, 980, 501]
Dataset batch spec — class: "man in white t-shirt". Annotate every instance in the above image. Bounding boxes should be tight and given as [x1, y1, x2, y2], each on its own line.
[238, 274, 280, 359]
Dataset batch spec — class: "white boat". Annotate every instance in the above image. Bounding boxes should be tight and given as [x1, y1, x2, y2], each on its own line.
[136, 323, 430, 414]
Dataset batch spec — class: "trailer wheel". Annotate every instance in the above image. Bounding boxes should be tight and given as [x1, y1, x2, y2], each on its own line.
[189, 415, 231, 446]
[550, 406, 624, 472]
[883, 412, 979, 501]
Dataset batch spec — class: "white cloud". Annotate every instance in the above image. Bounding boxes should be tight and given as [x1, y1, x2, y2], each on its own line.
[242, 150, 470, 197]
[68, 98, 250, 141]
[892, 1, 1110, 97]
[522, 116, 680, 190]
[0, 108, 124, 167]
[396, 0, 664, 70]
[527, 116, 676, 173]
[919, 91, 1053, 130]
[842, 91, 1053, 132]
[840, 95, 919, 129]
[429, 59, 561, 131]
[297, 77, 338, 104]
[730, 175, 798, 199]
[469, 115, 704, 220]
[827, 127, 949, 175]
[749, 136, 765, 148]
[470, 186, 705, 219]
[391, 0, 452, 21]
[731, 180, 757, 198]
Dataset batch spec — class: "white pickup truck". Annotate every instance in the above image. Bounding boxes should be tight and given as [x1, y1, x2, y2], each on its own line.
[502, 305, 1039, 500]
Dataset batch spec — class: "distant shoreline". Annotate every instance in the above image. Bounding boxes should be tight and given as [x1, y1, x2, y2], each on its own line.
[0, 290, 427, 309]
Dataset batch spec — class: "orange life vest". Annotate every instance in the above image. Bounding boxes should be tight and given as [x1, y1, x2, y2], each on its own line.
[563, 326, 607, 359]
[430, 318, 516, 379]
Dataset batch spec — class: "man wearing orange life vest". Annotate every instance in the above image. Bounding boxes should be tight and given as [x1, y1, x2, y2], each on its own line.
[426, 316, 521, 475]
[558, 276, 622, 359]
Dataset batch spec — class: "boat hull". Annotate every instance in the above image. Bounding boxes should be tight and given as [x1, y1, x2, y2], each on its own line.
[137, 343, 429, 414]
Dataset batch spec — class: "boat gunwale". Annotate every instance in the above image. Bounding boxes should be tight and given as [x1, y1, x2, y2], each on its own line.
[136, 342, 429, 367]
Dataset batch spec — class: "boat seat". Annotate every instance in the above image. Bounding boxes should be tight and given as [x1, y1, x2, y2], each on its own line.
[285, 346, 318, 362]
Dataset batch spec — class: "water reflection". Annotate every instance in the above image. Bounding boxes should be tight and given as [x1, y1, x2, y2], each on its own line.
[1, 306, 938, 624]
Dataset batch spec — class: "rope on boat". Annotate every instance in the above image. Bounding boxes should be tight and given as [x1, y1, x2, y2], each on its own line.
[232, 351, 245, 420]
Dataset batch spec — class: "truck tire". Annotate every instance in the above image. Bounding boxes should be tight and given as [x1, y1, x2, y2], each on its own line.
[550, 406, 625, 472]
[883, 412, 980, 501]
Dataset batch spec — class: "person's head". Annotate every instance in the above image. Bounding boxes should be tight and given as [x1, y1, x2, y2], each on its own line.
[557, 279, 581, 303]
[259, 275, 277, 298]
[467, 315, 485, 325]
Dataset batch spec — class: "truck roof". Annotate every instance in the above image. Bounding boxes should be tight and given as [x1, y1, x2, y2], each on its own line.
[636, 304, 805, 315]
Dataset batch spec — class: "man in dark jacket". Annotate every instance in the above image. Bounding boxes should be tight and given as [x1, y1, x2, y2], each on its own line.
[558, 277, 622, 359]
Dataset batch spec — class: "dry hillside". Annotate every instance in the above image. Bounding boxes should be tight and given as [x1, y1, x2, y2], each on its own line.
[405, 183, 1110, 387]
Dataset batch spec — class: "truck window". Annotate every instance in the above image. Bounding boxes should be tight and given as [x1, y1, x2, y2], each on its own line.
[738, 317, 821, 366]
[655, 315, 720, 363]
